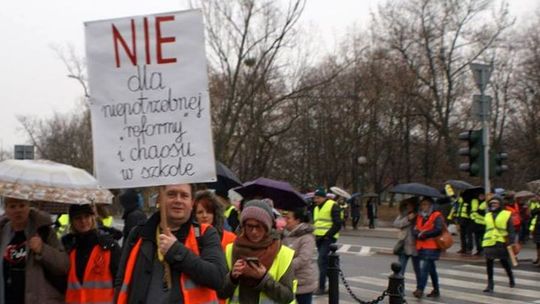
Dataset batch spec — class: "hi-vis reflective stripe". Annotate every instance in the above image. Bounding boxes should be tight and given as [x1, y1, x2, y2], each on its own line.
[67, 281, 113, 289]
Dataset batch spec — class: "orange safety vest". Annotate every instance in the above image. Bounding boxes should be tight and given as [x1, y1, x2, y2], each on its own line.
[117, 224, 218, 304]
[415, 211, 442, 250]
[505, 203, 522, 230]
[221, 230, 237, 251]
[219, 230, 236, 304]
[65, 246, 114, 304]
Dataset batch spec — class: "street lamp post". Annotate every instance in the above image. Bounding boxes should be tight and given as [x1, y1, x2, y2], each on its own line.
[357, 156, 367, 193]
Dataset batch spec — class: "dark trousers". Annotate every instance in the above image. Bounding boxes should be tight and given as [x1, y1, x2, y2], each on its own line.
[459, 218, 474, 252]
[351, 215, 360, 229]
[473, 223, 485, 252]
[398, 254, 420, 292]
[296, 293, 313, 304]
[368, 217, 375, 228]
[486, 258, 514, 287]
[418, 259, 439, 291]
[316, 237, 336, 290]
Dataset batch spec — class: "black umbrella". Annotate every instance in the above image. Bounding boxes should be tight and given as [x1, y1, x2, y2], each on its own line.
[444, 180, 475, 190]
[390, 183, 444, 198]
[206, 161, 242, 197]
[233, 177, 306, 210]
[362, 192, 379, 198]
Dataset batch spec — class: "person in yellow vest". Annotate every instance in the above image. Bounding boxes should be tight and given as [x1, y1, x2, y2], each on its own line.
[55, 213, 70, 238]
[312, 188, 341, 295]
[114, 184, 227, 304]
[61, 204, 121, 304]
[482, 195, 517, 293]
[448, 196, 473, 254]
[216, 189, 240, 232]
[218, 200, 295, 304]
[470, 193, 487, 256]
[530, 196, 540, 266]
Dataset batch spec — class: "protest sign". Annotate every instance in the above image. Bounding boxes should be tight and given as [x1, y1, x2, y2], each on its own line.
[85, 9, 216, 188]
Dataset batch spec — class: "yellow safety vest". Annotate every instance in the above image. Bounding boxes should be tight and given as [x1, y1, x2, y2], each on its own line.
[56, 214, 70, 238]
[530, 200, 540, 213]
[225, 243, 296, 304]
[224, 205, 235, 218]
[482, 210, 512, 247]
[530, 216, 537, 232]
[471, 199, 486, 225]
[456, 197, 470, 219]
[101, 216, 113, 227]
[313, 199, 339, 239]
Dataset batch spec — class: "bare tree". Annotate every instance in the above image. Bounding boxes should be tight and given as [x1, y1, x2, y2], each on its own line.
[197, 0, 339, 179]
[373, 0, 513, 180]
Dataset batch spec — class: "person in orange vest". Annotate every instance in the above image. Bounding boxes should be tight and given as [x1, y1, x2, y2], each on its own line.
[503, 192, 522, 243]
[412, 197, 443, 299]
[61, 204, 121, 304]
[194, 190, 237, 250]
[114, 184, 227, 304]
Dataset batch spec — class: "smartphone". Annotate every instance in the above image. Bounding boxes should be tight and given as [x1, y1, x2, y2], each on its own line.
[244, 257, 260, 266]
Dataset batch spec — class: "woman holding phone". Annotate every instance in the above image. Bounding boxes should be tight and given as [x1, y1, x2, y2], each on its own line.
[218, 200, 295, 304]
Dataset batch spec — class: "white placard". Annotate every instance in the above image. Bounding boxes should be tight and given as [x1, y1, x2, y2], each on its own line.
[85, 9, 216, 188]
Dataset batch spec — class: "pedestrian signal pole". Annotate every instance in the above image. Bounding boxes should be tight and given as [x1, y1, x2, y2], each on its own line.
[470, 63, 493, 193]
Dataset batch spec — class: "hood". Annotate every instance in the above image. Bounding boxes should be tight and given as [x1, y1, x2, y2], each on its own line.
[120, 189, 140, 214]
[287, 222, 314, 237]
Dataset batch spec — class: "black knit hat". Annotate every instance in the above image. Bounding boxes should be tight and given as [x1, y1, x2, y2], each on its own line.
[69, 204, 95, 218]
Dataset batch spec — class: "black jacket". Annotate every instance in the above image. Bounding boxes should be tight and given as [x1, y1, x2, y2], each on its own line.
[62, 228, 122, 282]
[114, 212, 227, 304]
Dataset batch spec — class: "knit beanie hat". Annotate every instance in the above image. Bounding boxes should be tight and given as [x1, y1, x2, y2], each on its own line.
[241, 200, 274, 231]
[69, 204, 95, 218]
[314, 188, 327, 198]
[488, 194, 503, 204]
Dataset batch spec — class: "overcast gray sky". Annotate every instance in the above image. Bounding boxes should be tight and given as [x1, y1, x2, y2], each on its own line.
[0, 0, 536, 153]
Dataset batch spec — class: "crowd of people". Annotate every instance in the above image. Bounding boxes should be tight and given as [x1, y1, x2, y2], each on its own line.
[0, 183, 350, 304]
[1, 180, 538, 303]
[393, 190, 540, 298]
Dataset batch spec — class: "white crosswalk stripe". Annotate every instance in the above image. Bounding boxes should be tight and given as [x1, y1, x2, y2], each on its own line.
[335, 264, 540, 304]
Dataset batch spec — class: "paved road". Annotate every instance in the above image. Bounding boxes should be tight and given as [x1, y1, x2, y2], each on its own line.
[313, 230, 540, 304]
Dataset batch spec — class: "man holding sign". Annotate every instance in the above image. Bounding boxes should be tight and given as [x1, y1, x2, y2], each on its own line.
[115, 183, 227, 303]
[86, 9, 226, 303]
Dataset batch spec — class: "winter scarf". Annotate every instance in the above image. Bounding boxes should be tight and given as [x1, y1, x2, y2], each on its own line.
[232, 232, 280, 287]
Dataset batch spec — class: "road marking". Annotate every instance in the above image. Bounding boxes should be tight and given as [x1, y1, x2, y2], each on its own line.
[338, 284, 439, 304]
[337, 244, 352, 253]
[403, 273, 540, 299]
[436, 268, 539, 287]
[348, 276, 530, 304]
[358, 246, 372, 256]
[456, 264, 540, 279]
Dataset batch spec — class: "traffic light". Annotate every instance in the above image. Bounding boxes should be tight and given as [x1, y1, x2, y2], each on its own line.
[494, 152, 508, 176]
[458, 130, 483, 176]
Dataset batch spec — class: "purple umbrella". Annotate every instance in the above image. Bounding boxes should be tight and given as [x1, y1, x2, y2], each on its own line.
[233, 177, 307, 210]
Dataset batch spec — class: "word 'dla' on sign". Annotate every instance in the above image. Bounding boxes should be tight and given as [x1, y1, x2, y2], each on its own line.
[85, 9, 217, 189]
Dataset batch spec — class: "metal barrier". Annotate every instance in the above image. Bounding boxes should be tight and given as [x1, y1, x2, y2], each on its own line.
[327, 244, 406, 304]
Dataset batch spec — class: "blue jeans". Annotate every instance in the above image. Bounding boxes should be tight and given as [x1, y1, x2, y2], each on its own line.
[398, 254, 420, 282]
[316, 237, 336, 290]
[418, 259, 439, 291]
[296, 293, 313, 304]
